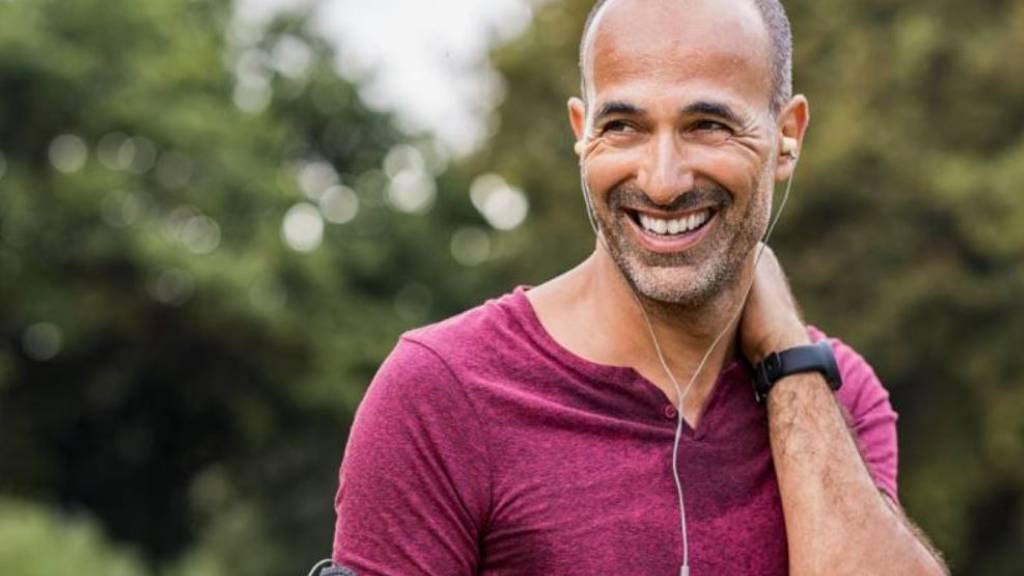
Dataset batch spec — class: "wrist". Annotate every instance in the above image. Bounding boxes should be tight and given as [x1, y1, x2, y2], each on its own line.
[749, 324, 811, 364]
[752, 339, 843, 404]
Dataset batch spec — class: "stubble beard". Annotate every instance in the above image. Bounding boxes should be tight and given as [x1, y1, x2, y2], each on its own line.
[596, 180, 771, 311]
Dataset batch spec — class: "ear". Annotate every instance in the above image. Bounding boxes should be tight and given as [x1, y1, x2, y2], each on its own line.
[568, 96, 587, 144]
[775, 94, 810, 182]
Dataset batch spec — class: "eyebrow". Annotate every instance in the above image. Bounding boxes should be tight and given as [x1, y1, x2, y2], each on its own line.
[681, 101, 746, 126]
[593, 101, 644, 123]
[592, 99, 746, 127]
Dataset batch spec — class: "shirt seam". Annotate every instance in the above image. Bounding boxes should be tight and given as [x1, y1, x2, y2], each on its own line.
[401, 335, 497, 537]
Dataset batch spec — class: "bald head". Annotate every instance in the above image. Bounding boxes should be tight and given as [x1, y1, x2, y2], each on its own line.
[579, 0, 793, 114]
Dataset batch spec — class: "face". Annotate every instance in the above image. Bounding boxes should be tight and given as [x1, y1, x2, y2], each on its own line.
[571, 0, 806, 308]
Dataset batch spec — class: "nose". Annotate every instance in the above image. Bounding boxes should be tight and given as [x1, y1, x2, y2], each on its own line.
[636, 132, 694, 206]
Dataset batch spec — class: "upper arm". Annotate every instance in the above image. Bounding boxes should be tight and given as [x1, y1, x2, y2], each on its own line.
[332, 338, 491, 576]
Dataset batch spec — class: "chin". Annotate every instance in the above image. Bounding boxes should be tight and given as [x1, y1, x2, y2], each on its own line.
[624, 263, 724, 308]
[601, 220, 753, 308]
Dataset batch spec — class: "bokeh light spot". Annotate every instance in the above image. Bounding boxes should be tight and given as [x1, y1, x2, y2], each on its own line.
[271, 35, 313, 81]
[386, 169, 436, 214]
[470, 173, 529, 230]
[100, 192, 143, 228]
[127, 137, 157, 174]
[234, 77, 272, 114]
[163, 205, 199, 242]
[384, 145, 426, 179]
[450, 226, 491, 266]
[48, 134, 88, 173]
[319, 185, 359, 224]
[181, 215, 221, 255]
[282, 202, 324, 252]
[235, 47, 269, 82]
[298, 160, 339, 201]
[97, 132, 131, 170]
[23, 322, 63, 361]
[415, 141, 451, 176]
[148, 268, 195, 306]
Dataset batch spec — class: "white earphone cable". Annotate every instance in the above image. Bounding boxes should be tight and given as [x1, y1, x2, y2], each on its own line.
[578, 140, 797, 576]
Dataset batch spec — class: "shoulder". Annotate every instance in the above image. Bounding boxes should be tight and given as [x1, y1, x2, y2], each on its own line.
[362, 288, 529, 408]
[405, 289, 524, 345]
[347, 328, 493, 484]
[335, 322, 495, 573]
[399, 288, 535, 375]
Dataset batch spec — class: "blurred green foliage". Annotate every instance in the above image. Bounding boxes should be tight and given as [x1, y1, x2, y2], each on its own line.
[0, 0, 1022, 574]
[0, 499, 147, 576]
[0, 0, 474, 572]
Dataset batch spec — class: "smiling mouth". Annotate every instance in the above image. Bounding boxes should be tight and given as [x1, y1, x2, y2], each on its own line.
[625, 208, 715, 237]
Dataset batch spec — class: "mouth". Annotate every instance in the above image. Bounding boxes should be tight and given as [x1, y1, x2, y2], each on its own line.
[622, 207, 717, 253]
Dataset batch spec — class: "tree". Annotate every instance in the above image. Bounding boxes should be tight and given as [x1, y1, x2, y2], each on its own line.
[0, 0, 453, 572]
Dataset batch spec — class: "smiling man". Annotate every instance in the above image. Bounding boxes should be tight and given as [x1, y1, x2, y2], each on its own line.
[329, 1, 948, 574]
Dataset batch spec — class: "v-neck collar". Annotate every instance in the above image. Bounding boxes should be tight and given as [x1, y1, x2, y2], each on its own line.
[506, 285, 753, 439]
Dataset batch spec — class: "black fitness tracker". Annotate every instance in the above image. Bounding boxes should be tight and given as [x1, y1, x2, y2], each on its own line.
[753, 340, 843, 404]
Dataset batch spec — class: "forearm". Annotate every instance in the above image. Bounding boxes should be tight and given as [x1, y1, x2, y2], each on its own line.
[740, 247, 946, 575]
[767, 372, 947, 576]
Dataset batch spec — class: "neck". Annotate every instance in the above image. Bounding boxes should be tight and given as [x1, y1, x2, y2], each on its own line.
[581, 243, 754, 395]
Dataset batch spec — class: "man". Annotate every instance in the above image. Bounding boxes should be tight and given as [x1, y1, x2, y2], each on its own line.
[330, 0, 948, 574]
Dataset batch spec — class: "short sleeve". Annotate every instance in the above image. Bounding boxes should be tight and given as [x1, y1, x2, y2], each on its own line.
[332, 336, 491, 575]
[820, 333, 900, 505]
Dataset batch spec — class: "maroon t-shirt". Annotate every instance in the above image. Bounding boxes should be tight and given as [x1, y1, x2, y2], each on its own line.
[332, 287, 898, 575]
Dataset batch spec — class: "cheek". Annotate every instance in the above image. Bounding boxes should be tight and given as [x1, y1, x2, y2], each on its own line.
[581, 147, 642, 201]
[702, 152, 767, 204]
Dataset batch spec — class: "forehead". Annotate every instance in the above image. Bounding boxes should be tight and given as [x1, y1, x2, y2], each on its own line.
[584, 0, 773, 111]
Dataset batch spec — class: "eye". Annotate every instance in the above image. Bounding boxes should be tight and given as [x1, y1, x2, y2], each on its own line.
[693, 119, 731, 133]
[686, 119, 733, 145]
[601, 120, 637, 134]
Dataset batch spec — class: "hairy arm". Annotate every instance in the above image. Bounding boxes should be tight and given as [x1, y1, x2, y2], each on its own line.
[741, 246, 948, 576]
[766, 370, 946, 575]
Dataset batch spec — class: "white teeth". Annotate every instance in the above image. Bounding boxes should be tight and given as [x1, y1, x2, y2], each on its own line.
[637, 210, 710, 236]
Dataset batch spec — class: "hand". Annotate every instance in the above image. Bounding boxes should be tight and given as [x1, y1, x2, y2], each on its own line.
[739, 243, 811, 364]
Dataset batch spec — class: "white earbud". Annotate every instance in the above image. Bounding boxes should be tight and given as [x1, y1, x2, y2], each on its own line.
[781, 136, 798, 158]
